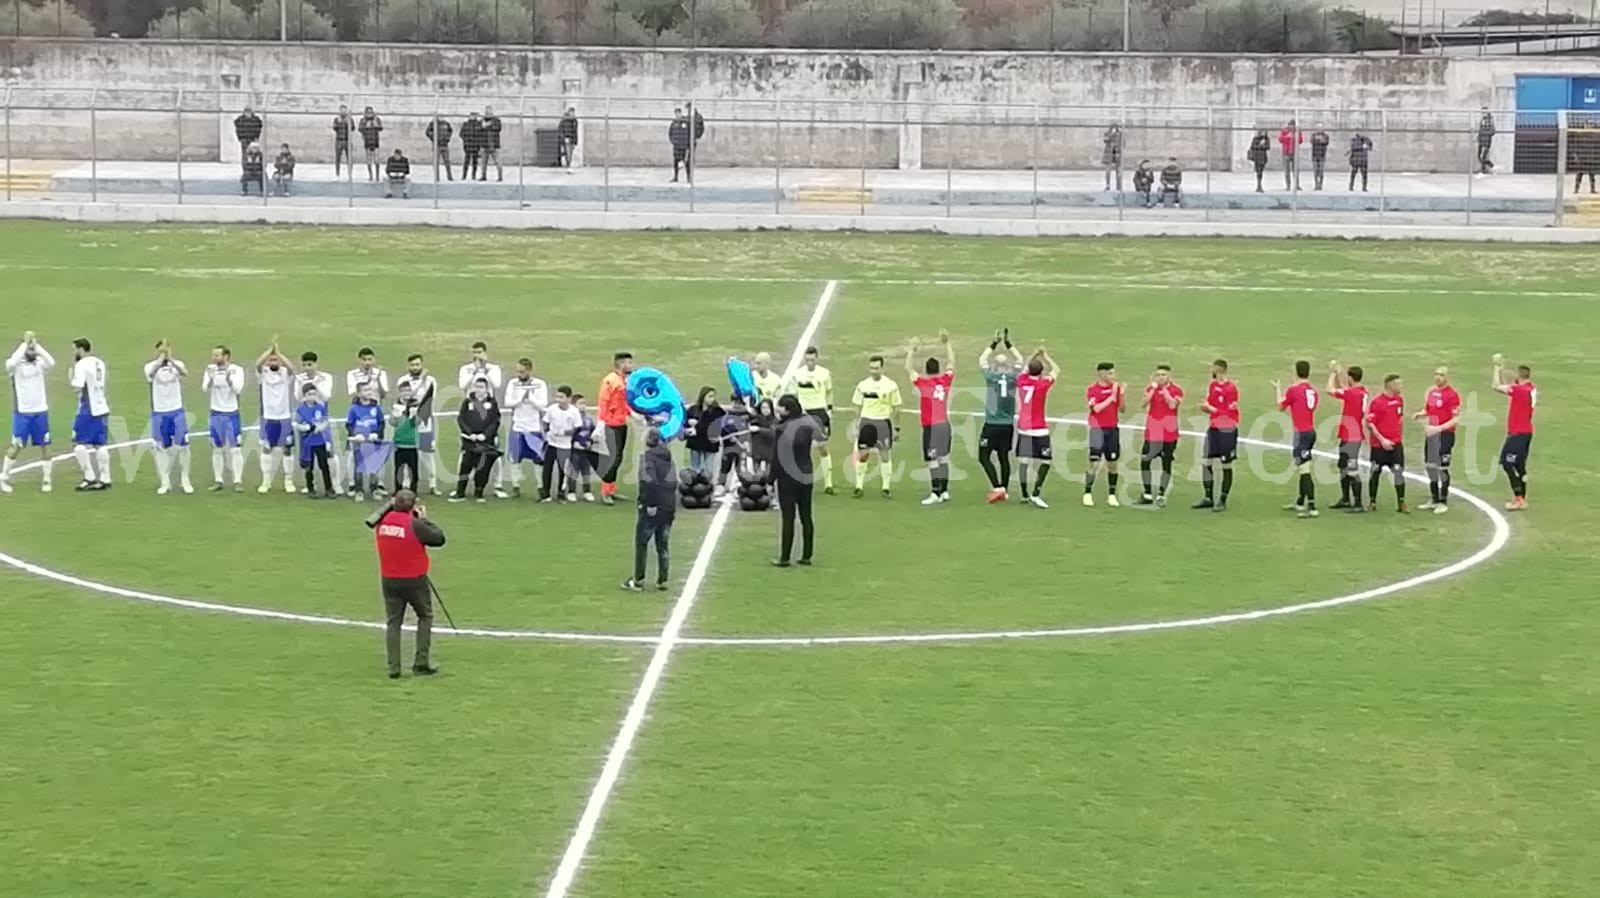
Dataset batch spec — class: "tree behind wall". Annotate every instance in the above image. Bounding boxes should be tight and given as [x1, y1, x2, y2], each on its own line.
[2, 0, 95, 35]
[780, 0, 964, 48]
[146, 0, 337, 38]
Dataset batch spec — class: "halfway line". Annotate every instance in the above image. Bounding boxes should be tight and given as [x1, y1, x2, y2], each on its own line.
[539, 278, 840, 898]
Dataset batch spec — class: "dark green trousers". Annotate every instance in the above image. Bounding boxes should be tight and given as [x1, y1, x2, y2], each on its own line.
[382, 576, 433, 675]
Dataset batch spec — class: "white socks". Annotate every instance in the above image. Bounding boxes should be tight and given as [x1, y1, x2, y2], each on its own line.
[229, 448, 244, 484]
[74, 445, 94, 481]
[280, 452, 296, 484]
[421, 452, 436, 491]
[0, 454, 13, 481]
[176, 445, 191, 485]
[259, 449, 277, 484]
[155, 446, 174, 487]
[329, 451, 345, 492]
[212, 450, 226, 484]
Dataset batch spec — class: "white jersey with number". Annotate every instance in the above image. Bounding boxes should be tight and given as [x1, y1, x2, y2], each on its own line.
[70, 355, 111, 417]
[258, 365, 295, 421]
[6, 341, 55, 414]
[143, 358, 188, 414]
[202, 363, 245, 413]
[504, 377, 549, 433]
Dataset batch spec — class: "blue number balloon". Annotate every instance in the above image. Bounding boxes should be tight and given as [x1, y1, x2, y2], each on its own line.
[626, 367, 686, 442]
[726, 357, 757, 404]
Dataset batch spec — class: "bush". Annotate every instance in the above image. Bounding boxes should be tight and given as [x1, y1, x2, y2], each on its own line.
[668, 0, 763, 44]
[780, 0, 964, 48]
[358, 0, 549, 43]
[1461, 9, 1589, 26]
[147, 0, 336, 39]
[0, 0, 95, 36]
[1177, 0, 1336, 52]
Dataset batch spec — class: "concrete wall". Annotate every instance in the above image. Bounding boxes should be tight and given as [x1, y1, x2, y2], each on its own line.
[0, 39, 1588, 171]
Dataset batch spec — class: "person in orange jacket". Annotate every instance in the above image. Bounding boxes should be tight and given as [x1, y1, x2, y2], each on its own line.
[596, 351, 636, 505]
[1277, 120, 1303, 192]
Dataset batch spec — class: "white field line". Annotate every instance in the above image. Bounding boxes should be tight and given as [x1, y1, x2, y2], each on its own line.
[1, 261, 1598, 299]
[539, 278, 839, 898]
[0, 410, 1509, 649]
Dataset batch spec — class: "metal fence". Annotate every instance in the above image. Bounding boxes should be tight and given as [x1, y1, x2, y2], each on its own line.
[4, 89, 1596, 230]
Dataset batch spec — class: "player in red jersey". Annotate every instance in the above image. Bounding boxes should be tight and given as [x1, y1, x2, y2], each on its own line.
[1083, 361, 1125, 507]
[906, 330, 956, 506]
[1413, 366, 1462, 515]
[1015, 345, 1059, 509]
[1274, 359, 1320, 518]
[1492, 354, 1537, 511]
[1326, 360, 1370, 511]
[1138, 364, 1184, 507]
[1364, 373, 1408, 513]
[1193, 358, 1239, 512]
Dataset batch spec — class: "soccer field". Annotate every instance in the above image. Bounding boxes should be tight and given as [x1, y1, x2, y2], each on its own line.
[2, 223, 1597, 898]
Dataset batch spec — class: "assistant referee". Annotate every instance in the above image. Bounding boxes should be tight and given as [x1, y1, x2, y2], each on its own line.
[370, 489, 446, 678]
[772, 396, 823, 567]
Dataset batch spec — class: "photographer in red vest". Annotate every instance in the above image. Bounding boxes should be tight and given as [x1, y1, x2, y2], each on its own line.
[368, 489, 447, 679]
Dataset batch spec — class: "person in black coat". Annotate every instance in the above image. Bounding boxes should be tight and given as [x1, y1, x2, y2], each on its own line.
[669, 107, 692, 183]
[1247, 130, 1271, 193]
[684, 386, 724, 475]
[481, 106, 503, 182]
[234, 106, 264, 156]
[558, 107, 580, 170]
[623, 427, 675, 592]
[747, 397, 777, 481]
[772, 395, 822, 567]
[460, 112, 484, 182]
[1347, 132, 1373, 192]
[451, 378, 501, 502]
[425, 116, 454, 181]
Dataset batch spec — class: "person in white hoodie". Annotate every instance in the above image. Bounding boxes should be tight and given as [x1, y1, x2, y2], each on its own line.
[68, 337, 112, 491]
[503, 357, 549, 499]
[2, 331, 56, 494]
[202, 345, 247, 492]
[457, 341, 507, 497]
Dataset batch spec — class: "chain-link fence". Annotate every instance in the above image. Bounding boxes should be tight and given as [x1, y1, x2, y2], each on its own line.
[2, 88, 1587, 228]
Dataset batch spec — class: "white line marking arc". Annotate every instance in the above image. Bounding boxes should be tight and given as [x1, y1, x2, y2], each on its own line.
[0, 414, 1511, 647]
[540, 278, 840, 898]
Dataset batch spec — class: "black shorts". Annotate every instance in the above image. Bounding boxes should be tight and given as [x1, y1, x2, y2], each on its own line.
[1499, 433, 1533, 467]
[1016, 432, 1053, 460]
[857, 418, 893, 451]
[1140, 439, 1177, 466]
[1370, 444, 1405, 470]
[1088, 426, 1121, 462]
[805, 408, 831, 438]
[979, 423, 1014, 454]
[1292, 430, 1316, 467]
[922, 422, 952, 460]
[1337, 439, 1364, 472]
[1203, 427, 1238, 463]
[1425, 431, 1456, 468]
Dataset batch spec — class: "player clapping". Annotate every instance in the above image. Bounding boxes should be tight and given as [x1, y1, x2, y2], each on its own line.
[1274, 360, 1320, 518]
[1326, 361, 1369, 511]
[1083, 361, 1124, 507]
[69, 337, 112, 492]
[203, 345, 247, 493]
[1414, 366, 1461, 515]
[1015, 345, 1059, 508]
[1491, 353, 1536, 511]
[1364, 374, 1408, 513]
[143, 340, 194, 495]
[2, 331, 56, 494]
[906, 330, 955, 506]
[1193, 359, 1238, 512]
[256, 339, 299, 495]
[850, 355, 903, 499]
[1138, 364, 1183, 507]
[977, 330, 1021, 504]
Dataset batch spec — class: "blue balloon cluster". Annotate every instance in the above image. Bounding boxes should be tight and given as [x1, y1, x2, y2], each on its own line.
[726, 357, 757, 404]
[625, 367, 687, 441]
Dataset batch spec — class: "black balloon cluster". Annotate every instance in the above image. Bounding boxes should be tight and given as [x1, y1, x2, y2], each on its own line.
[678, 468, 716, 510]
[734, 467, 772, 512]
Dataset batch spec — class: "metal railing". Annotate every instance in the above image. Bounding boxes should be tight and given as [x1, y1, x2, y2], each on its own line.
[3, 89, 1591, 229]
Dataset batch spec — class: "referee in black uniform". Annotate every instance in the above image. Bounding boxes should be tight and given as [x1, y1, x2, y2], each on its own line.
[772, 395, 822, 568]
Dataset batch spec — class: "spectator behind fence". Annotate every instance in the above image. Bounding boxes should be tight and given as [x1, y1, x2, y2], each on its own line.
[1159, 158, 1183, 208]
[460, 111, 485, 182]
[241, 141, 265, 196]
[1248, 130, 1271, 193]
[482, 106, 503, 182]
[1573, 113, 1600, 194]
[559, 107, 580, 171]
[1476, 108, 1496, 176]
[1101, 123, 1124, 191]
[425, 115, 454, 181]
[669, 107, 692, 183]
[1132, 159, 1155, 207]
[1347, 132, 1373, 192]
[273, 143, 296, 197]
[332, 105, 354, 178]
[1277, 119, 1303, 191]
[359, 106, 384, 182]
[1310, 128, 1330, 191]
[234, 106, 264, 157]
[385, 148, 411, 199]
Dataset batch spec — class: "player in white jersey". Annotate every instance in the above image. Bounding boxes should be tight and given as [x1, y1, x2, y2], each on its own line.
[458, 341, 507, 496]
[143, 340, 194, 495]
[503, 357, 550, 499]
[255, 340, 299, 494]
[296, 350, 341, 495]
[202, 345, 247, 492]
[345, 347, 390, 494]
[395, 353, 440, 495]
[68, 337, 112, 491]
[3, 331, 56, 494]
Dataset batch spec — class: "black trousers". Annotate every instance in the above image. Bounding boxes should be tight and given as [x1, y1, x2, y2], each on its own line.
[301, 443, 333, 493]
[777, 479, 815, 563]
[394, 447, 419, 492]
[602, 424, 628, 486]
[541, 446, 573, 498]
[454, 447, 495, 497]
[381, 575, 433, 675]
[634, 513, 672, 584]
[462, 149, 480, 180]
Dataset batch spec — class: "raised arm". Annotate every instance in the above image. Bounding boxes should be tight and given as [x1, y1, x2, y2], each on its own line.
[939, 330, 954, 374]
[1326, 360, 1345, 394]
[1037, 348, 1060, 381]
[1491, 353, 1512, 394]
[903, 340, 919, 383]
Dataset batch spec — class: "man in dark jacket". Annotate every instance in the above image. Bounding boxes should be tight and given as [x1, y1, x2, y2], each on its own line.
[332, 104, 354, 177]
[623, 427, 675, 591]
[1310, 128, 1330, 190]
[1132, 159, 1155, 207]
[772, 395, 822, 567]
[460, 112, 484, 182]
[558, 107, 580, 170]
[1347, 132, 1373, 192]
[1248, 130, 1271, 193]
[1476, 108, 1496, 176]
[358, 106, 384, 181]
[1574, 113, 1600, 194]
[426, 115, 454, 181]
[385, 149, 411, 199]
[669, 107, 692, 183]
[234, 106, 264, 157]
[368, 489, 446, 679]
[482, 106, 503, 182]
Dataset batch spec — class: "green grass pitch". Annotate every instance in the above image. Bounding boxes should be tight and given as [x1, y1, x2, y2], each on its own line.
[2, 222, 1598, 898]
